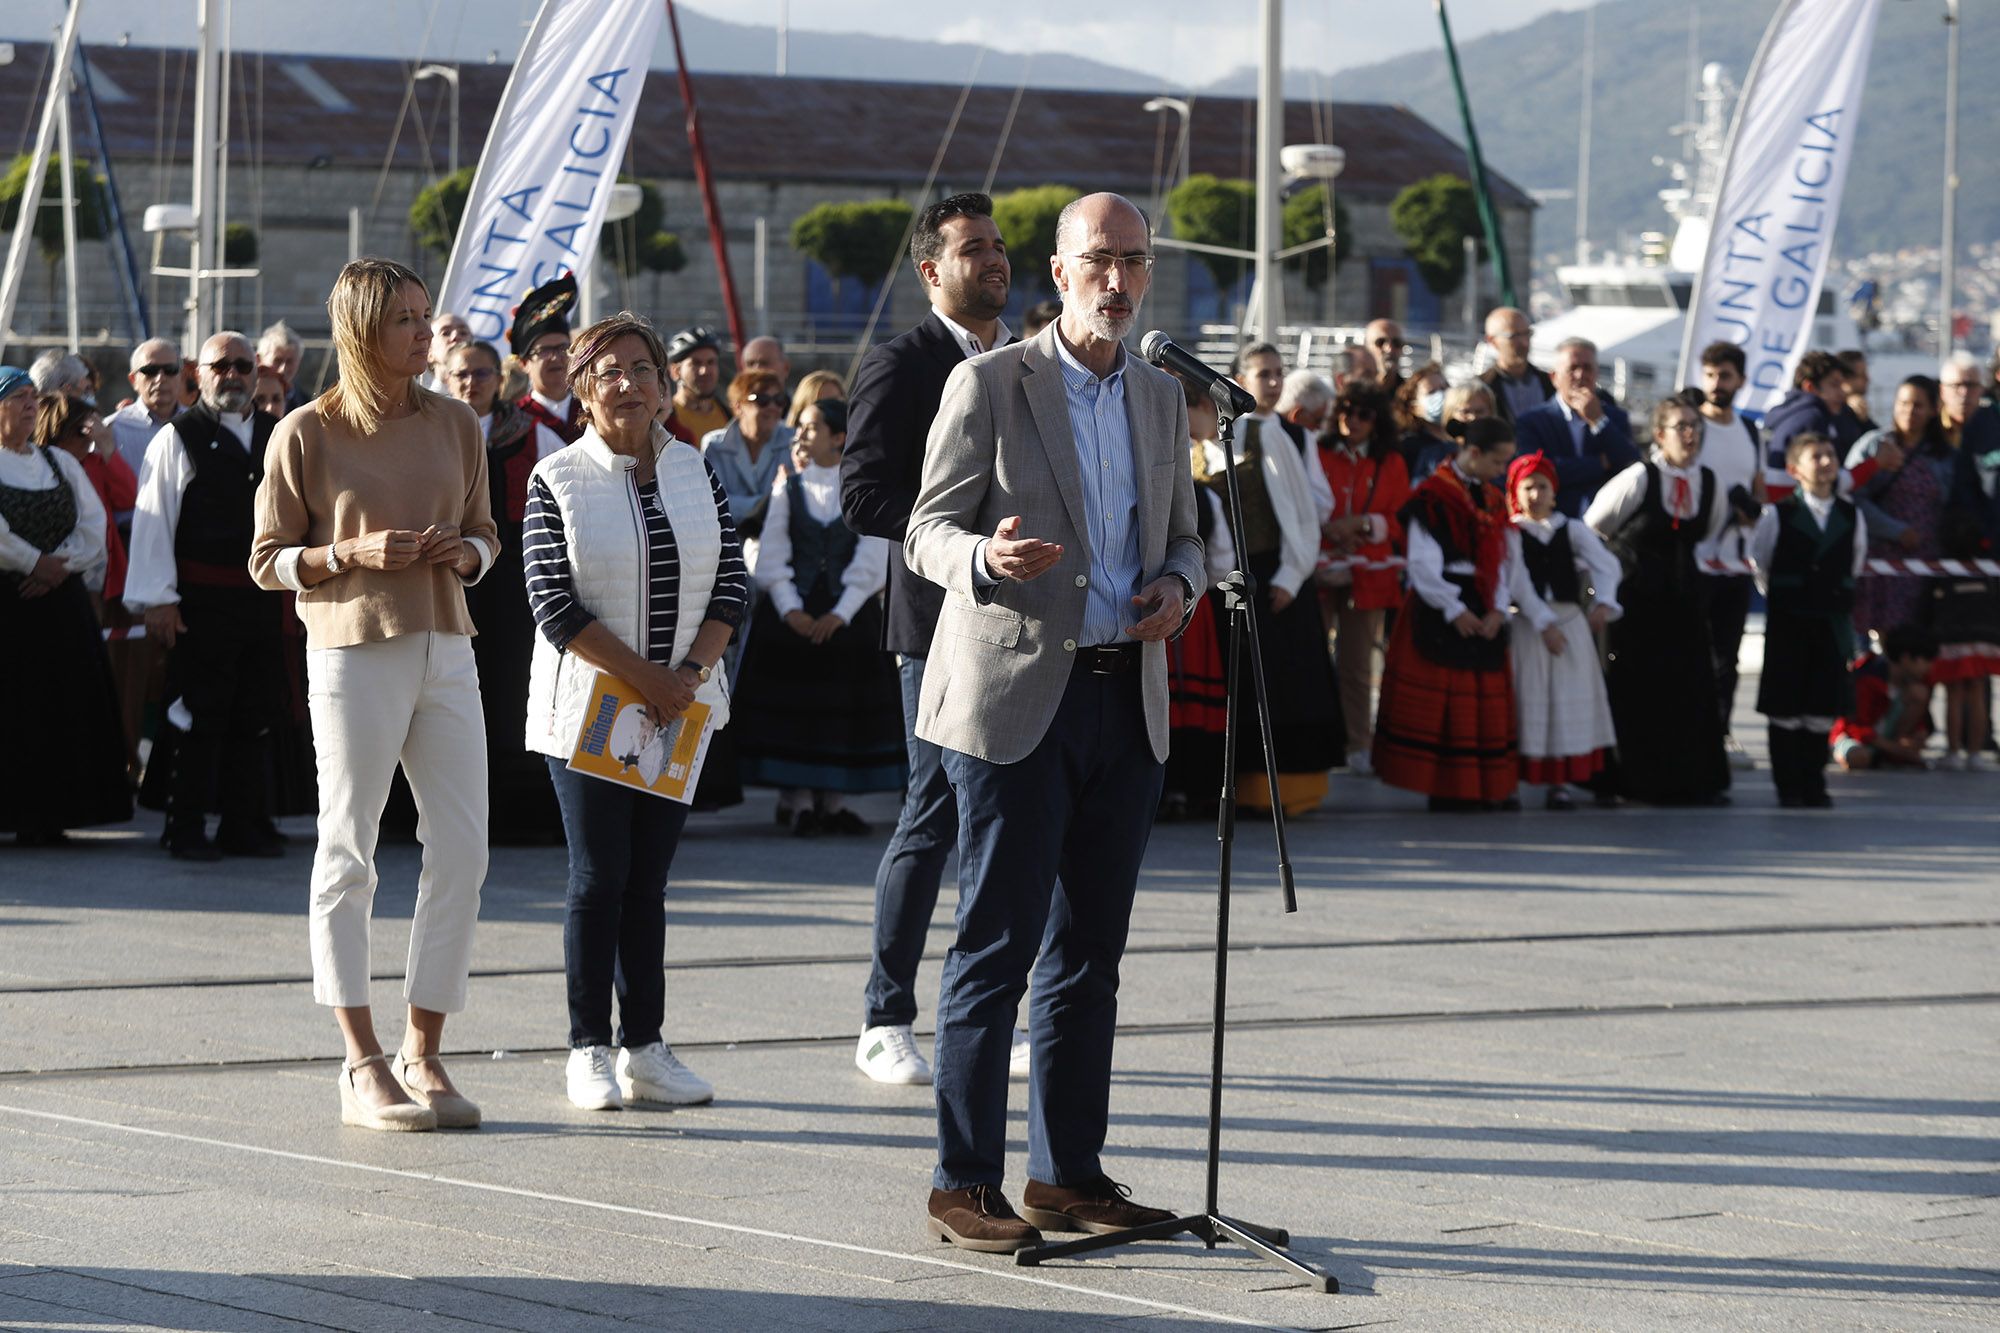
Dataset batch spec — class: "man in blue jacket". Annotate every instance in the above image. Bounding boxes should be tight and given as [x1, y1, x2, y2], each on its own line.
[1759, 350, 1848, 469]
[1512, 337, 1639, 519]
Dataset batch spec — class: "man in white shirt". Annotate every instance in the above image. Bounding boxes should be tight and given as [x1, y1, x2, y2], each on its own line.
[125, 331, 288, 862]
[108, 337, 184, 525]
[1691, 342, 1767, 767]
[1232, 342, 1334, 523]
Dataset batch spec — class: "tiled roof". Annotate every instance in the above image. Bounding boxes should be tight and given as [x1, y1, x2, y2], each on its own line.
[3, 43, 1533, 209]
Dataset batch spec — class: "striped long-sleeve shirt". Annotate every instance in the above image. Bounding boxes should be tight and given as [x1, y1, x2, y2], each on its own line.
[523, 462, 748, 663]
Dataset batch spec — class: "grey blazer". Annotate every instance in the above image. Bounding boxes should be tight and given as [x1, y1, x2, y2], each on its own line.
[904, 322, 1205, 765]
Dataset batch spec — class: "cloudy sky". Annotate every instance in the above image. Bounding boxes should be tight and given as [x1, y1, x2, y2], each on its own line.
[7, 0, 1593, 83]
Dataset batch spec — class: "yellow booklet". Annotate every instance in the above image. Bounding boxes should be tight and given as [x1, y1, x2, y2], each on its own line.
[566, 671, 714, 803]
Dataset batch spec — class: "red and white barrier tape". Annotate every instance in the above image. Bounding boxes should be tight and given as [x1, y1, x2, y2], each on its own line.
[1316, 554, 2000, 577]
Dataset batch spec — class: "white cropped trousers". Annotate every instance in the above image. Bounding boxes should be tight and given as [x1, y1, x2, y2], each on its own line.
[305, 631, 488, 1012]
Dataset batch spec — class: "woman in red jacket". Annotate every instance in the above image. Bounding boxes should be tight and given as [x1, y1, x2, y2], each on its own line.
[1316, 381, 1410, 774]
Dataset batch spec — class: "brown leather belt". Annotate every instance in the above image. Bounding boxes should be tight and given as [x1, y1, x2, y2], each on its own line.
[1075, 643, 1141, 675]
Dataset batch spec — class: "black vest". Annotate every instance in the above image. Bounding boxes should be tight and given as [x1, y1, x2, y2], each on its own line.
[171, 405, 277, 573]
[1520, 521, 1582, 605]
[1767, 494, 1857, 618]
[1604, 462, 1714, 603]
[786, 472, 859, 608]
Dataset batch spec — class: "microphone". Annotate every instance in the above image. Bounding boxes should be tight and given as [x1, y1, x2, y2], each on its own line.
[1139, 330, 1258, 419]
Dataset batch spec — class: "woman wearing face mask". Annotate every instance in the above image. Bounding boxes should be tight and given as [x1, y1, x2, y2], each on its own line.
[1585, 394, 1734, 806]
[1373, 416, 1521, 811]
[1391, 362, 1450, 472]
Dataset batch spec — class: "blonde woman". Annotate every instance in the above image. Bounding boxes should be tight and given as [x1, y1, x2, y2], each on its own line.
[251, 258, 499, 1133]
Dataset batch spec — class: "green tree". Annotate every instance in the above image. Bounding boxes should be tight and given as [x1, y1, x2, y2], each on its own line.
[223, 222, 258, 266]
[1281, 186, 1352, 291]
[408, 165, 476, 258]
[790, 198, 914, 289]
[410, 168, 683, 276]
[0, 154, 111, 262]
[1166, 174, 1255, 292]
[1389, 174, 1484, 296]
[989, 184, 1074, 296]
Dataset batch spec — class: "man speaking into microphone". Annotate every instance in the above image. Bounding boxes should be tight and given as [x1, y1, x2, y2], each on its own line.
[905, 192, 1205, 1252]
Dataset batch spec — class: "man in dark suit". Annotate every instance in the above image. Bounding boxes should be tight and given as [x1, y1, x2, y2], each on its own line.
[840, 193, 1014, 1088]
[1476, 306, 1555, 426]
[1513, 336, 1639, 519]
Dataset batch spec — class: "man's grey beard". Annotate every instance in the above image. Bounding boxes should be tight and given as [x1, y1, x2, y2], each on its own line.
[208, 386, 252, 414]
[1085, 297, 1140, 343]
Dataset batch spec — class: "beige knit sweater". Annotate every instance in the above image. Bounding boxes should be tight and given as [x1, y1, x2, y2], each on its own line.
[250, 393, 498, 649]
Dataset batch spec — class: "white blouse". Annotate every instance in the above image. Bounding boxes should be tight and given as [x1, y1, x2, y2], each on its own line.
[1508, 512, 1625, 631]
[1583, 453, 1732, 545]
[752, 461, 887, 622]
[1404, 467, 1520, 623]
[123, 412, 255, 610]
[0, 444, 106, 583]
[1748, 490, 1869, 596]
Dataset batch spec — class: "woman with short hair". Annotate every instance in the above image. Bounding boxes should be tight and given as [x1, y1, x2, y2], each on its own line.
[701, 369, 792, 542]
[522, 311, 748, 1112]
[1, 369, 131, 844]
[251, 257, 499, 1133]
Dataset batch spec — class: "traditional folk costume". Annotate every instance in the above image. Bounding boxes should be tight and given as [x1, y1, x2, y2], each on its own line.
[1373, 459, 1519, 806]
[510, 273, 584, 451]
[1585, 454, 1733, 804]
[467, 397, 564, 840]
[1505, 453, 1622, 791]
[126, 402, 301, 855]
[1194, 415, 1343, 815]
[734, 462, 905, 808]
[1162, 458, 1234, 815]
[1750, 490, 1866, 805]
[0, 420, 132, 840]
[1831, 650, 1932, 768]
[1316, 432, 1410, 769]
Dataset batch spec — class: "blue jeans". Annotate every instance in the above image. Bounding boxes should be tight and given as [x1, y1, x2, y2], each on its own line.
[862, 655, 959, 1029]
[931, 665, 1164, 1190]
[546, 758, 691, 1049]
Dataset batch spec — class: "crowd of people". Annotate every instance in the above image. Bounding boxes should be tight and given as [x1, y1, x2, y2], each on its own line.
[3, 184, 1998, 1249]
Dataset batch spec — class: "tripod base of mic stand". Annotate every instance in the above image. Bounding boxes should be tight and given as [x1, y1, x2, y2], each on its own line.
[1013, 1213, 1339, 1293]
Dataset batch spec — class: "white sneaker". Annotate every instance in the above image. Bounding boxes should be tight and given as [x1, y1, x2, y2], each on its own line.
[566, 1045, 622, 1111]
[618, 1042, 714, 1105]
[1724, 734, 1756, 770]
[1009, 1029, 1031, 1080]
[1969, 752, 1998, 773]
[1345, 749, 1374, 777]
[1946, 751, 1973, 772]
[856, 1024, 932, 1085]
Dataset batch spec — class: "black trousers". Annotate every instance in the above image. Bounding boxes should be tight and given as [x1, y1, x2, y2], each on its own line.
[163, 586, 284, 834]
[1707, 574, 1754, 736]
[1766, 724, 1830, 803]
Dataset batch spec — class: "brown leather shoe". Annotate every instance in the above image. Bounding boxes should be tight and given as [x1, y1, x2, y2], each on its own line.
[1020, 1175, 1175, 1235]
[926, 1185, 1043, 1253]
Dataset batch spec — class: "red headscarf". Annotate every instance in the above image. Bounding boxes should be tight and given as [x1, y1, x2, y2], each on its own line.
[1505, 451, 1558, 518]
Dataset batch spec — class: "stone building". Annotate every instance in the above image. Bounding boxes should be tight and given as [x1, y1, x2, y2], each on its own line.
[1, 43, 1533, 377]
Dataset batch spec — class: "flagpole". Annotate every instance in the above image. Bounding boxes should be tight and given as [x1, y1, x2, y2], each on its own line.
[1434, 0, 1515, 308]
[1939, 0, 1960, 355]
[665, 0, 745, 353]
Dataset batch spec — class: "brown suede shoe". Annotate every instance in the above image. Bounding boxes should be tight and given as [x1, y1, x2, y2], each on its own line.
[926, 1184, 1043, 1253]
[1020, 1175, 1176, 1235]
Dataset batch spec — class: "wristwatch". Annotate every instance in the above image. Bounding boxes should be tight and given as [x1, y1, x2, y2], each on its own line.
[324, 540, 344, 574]
[681, 659, 712, 684]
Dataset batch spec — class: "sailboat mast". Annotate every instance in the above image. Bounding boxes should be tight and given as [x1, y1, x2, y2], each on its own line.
[1940, 0, 1960, 354]
[188, 0, 223, 351]
[0, 0, 84, 360]
[57, 49, 81, 352]
[1249, 0, 1283, 340]
[1576, 3, 1595, 265]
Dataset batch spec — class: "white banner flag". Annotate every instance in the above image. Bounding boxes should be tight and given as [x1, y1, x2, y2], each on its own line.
[1677, 0, 1883, 417]
[437, 0, 664, 344]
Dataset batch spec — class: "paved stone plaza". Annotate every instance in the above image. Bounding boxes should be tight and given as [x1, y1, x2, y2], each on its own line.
[2, 717, 1996, 1330]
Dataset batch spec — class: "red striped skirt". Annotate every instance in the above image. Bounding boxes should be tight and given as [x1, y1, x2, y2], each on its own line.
[1371, 609, 1518, 802]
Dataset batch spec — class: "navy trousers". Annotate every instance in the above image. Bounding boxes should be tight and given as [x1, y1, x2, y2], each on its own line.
[932, 662, 1164, 1190]
[862, 655, 958, 1029]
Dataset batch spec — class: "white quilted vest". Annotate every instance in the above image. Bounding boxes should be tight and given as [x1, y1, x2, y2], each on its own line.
[523, 424, 732, 758]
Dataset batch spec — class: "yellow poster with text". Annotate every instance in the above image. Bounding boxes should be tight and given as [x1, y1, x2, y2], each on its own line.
[566, 672, 713, 804]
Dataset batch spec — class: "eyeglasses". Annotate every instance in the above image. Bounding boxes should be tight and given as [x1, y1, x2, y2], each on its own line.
[586, 362, 659, 389]
[743, 393, 780, 409]
[525, 343, 570, 362]
[1371, 337, 1404, 350]
[1659, 420, 1702, 435]
[134, 363, 179, 379]
[205, 358, 256, 376]
[1338, 405, 1376, 419]
[1065, 251, 1156, 276]
[450, 367, 497, 384]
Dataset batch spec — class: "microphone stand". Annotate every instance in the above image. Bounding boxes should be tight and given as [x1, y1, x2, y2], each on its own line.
[1015, 396, 1338, 1293]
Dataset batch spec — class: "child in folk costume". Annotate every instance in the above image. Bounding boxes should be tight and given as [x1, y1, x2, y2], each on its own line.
[1505, 452, 1623, 810]
[1922, 509, 2000, 771]
[1833, 623, 1938, 771]
[1161, 378, 1234, 820]
[1585, 395, 1735, 805]
[1374, 417, 1521, 811]
[1751, 432, 1868, 808]
[734, 400, 906, 833]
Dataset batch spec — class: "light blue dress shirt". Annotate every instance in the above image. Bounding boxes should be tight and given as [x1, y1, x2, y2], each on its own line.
[1052, 333, 1144, 647]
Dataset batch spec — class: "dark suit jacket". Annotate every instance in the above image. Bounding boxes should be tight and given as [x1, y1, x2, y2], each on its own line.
[841, 311, 989, 657]
[1478, 364, 1556, 426]
[1513, 393, 1639, 519]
